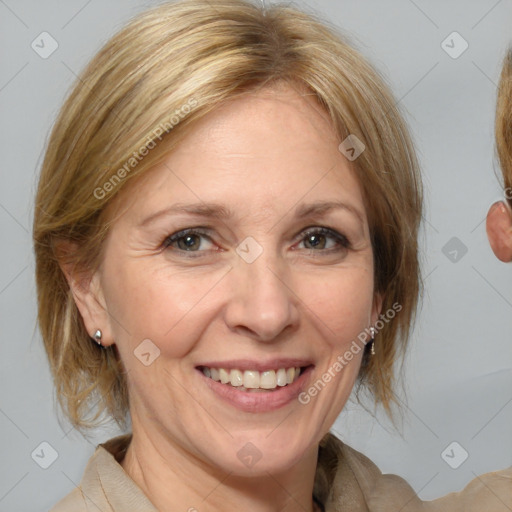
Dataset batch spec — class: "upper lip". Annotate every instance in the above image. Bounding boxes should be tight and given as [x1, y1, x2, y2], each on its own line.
[196, 358, 314, 372]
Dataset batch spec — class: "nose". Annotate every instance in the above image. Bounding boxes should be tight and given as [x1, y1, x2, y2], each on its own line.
[223, 255, 300, 342]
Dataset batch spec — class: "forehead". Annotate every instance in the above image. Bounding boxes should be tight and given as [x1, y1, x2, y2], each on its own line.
[111, 83, 366, 224]
[184, 83, 340, 167]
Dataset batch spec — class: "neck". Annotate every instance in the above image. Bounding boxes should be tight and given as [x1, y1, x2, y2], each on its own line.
[121, 420, 319, 512]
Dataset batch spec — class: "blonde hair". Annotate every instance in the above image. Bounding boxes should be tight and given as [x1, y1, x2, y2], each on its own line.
[496, 48, 512, 200]
[33, 0, 422, 430]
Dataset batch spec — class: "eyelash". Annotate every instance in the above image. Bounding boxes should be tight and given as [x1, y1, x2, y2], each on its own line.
[162, 226, 350, 257]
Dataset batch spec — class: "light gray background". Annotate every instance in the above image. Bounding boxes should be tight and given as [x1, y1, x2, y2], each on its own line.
[1, 0, 512, 510]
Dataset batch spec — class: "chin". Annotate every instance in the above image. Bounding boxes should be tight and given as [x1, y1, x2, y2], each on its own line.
[207, 426, 319, 476]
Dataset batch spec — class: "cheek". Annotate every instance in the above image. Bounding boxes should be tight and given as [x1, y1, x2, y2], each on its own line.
[103, 261, 224, 359]
[299, 267, 375, 346]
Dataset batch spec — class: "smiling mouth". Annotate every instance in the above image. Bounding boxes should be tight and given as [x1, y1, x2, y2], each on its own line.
[197, 366, 308, 392]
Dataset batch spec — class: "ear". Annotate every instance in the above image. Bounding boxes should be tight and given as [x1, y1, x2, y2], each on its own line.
[56, 241, 114, 346]
[371, 291, 384, 326]
[486, 201, 512, 262]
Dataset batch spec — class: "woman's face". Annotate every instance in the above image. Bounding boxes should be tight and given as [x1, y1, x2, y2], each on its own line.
[90, 83, 380, 474]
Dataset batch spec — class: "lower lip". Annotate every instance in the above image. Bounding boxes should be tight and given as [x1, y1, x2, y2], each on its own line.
[197, 367, 313, 413]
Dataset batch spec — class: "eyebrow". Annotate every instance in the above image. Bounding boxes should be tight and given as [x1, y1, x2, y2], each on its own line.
[138, 200, 364, 227]
[294, 200, 364, 224]
[138, 203, 232, 227]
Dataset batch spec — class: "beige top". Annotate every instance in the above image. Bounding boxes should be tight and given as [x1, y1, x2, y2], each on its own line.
[51, 433, 512, 511]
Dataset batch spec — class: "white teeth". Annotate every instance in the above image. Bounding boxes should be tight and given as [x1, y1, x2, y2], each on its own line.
[230, 369, 243, 387]
[243, 370, 260, 389]
[201, 366, 303, 390]
[276, 368, 287, 387]
[219, 368, 230, 384]
[260, 370, 277, 389]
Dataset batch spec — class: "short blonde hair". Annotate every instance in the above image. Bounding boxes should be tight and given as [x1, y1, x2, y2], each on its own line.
[33, 0, 422, 430]
[496, 48, 512, 200]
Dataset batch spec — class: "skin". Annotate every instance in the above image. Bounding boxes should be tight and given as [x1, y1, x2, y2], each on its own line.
[486, 200, 512, 261]
[67, 82, 382, 512]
